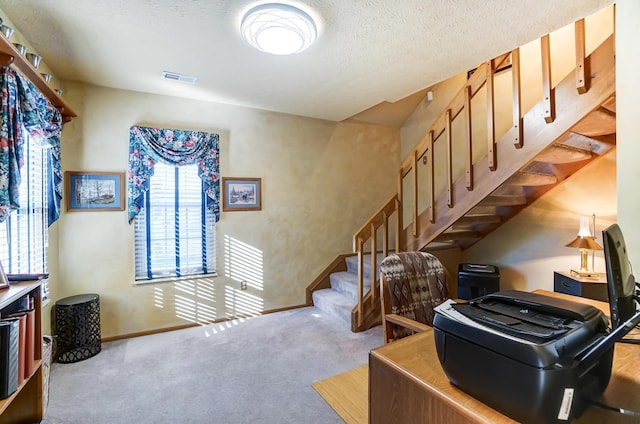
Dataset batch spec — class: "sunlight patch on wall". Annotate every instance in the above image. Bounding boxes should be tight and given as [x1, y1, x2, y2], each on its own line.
[172, 279, 217, 323]
[225, 285, 264, 317]
[224, 235, 264, 290]
[154, 287, 164, 309]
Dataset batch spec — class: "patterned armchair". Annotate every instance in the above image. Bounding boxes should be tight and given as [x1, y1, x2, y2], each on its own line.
[379, 252, 450, 344]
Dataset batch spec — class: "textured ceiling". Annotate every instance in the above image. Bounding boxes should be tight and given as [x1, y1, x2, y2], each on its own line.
[0, 0, 614, 124]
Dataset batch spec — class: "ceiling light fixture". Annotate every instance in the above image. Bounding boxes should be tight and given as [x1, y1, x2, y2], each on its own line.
[240, 3, 317, 55]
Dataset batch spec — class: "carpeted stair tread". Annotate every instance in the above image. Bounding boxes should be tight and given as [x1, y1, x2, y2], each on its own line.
[313, 252, 391, 327]
[330, 271, 371, 302]
[344, 253, 388, 280]
[312, 288, 353, 324]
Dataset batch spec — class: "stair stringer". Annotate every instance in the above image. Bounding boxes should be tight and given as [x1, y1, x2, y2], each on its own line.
[403, 35, 616, 252]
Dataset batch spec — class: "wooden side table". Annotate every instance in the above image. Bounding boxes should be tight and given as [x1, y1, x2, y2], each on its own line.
[553, 271, 608, 302]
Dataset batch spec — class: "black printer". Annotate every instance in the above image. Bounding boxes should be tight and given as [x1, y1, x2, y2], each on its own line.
[433, 290, 622, 423]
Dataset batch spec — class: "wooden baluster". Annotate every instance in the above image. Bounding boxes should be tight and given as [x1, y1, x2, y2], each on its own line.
[575, 19, 588, 94]
[396, 171, 403, 252]
[412, 151, 418, 237]
[512, 49, 523, 148]
[370, 224, 377, 310]
[541, 34, 555, 123]
[382, 212, 389, 259]
[486, 59, 497, 170]
[446, 109, 453, 207]
[464, 85, 473, 190]
[428, 130, 435, 223]
[357, 244, 364, 327]
[395, 196, 402, 253]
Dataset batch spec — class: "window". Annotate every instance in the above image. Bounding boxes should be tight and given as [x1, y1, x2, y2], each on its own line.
[134, 162, 216, 281]
[0, 131, 49, 295]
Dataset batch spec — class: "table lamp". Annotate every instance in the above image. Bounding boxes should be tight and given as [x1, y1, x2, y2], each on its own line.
[565, 215, 602, 277]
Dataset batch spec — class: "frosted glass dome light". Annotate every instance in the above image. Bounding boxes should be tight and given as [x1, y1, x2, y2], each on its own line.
[241, 3, 317, 55]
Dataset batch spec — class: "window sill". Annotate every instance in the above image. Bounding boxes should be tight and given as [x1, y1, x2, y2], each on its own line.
[134, 272, 218, 285]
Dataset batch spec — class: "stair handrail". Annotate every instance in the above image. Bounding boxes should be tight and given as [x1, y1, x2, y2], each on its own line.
[352, 193, 401, 328]
[350, 12, 614, 331]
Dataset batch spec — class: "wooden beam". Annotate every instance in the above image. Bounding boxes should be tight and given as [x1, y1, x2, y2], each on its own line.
[481, 195, 527, 206]
[412, 151, 418, 237]
[536, 144, 592, 164]
[559, 131, 615, 155]
[434, 230, 478, 242]
[428, 131, 435, 223]
[446, 109, 453, 207]
[512, 48, 523, 148]
[575, 19, 589, 94]
[395, 196, 402, 253]
[457, 214, 501, 226]
[464, 85, 473, 190]
[541, 34, 555, 123]
[571, 108, 617, 137]
[370, 224, 377, 307]
[506, 171, 558, 186]
[487, 59, 497, 170]
[601, 95, 616, 113]
[357, 249, 364, 326]
[0, 35, 76, 121]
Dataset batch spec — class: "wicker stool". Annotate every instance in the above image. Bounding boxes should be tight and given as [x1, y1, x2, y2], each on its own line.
[55, 294, 101, 363]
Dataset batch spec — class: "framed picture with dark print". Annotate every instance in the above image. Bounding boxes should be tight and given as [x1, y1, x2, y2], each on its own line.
[222, 178, 262, 211]
[0, 261, 9, 290]
[65, 171, 125, 212]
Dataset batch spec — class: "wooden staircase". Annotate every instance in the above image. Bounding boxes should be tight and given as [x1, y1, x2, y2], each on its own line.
[307, 13, 616, 333]
[423, 95, 616, 252]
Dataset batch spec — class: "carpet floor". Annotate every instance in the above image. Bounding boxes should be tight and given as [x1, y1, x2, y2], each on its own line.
[43, 306, 383, 424]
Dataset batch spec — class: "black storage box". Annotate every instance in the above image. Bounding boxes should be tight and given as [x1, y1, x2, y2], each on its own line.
[457, 263, 500, 300]
[433, 290, 615, 423]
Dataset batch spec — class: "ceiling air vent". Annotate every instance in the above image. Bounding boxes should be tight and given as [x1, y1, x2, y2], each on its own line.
[161, 71, 197, 85]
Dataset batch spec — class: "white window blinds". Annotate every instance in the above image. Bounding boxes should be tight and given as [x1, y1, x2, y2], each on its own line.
[134, 162, 216, 281]
[0, 132, 49, 295]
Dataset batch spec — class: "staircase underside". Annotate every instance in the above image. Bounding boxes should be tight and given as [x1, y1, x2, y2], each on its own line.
[404, 36, 616, 253]
[428, 97, 615, 252]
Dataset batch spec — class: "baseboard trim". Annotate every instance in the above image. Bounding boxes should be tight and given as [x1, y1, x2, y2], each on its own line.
[101, 303, 309, 343]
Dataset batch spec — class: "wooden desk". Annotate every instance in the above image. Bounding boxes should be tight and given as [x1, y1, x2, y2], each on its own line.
[369, 291, 640, 424]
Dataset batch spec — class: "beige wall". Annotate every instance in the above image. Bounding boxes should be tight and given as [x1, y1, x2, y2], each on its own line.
[616, 0, 640, 274]
[50, 83, 399, 338]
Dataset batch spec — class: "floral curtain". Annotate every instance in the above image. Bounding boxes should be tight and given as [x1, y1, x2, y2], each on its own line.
[0, 67, 63, 225]
[127, 125, 220, 223]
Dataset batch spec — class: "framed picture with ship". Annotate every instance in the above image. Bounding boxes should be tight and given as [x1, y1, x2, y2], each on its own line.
[222, 177, 262, 212]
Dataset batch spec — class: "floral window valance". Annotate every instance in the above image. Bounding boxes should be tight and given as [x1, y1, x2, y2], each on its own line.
[0, 67, 63, 225]
[127, 125, 220, 223]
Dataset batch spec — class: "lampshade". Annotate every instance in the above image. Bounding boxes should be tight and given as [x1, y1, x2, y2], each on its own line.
[565, 236, 603, 251]
[576, 215, 592, 237]
[240, 3, 317, 55]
